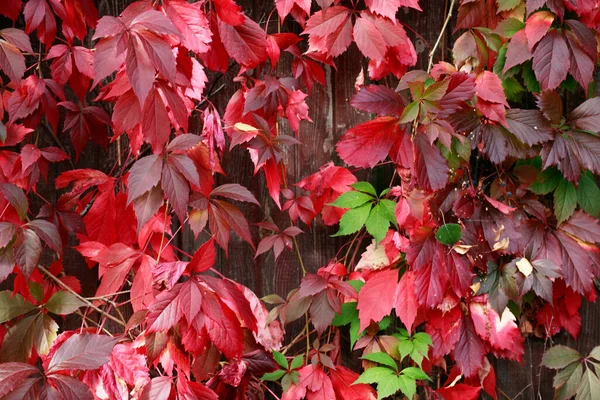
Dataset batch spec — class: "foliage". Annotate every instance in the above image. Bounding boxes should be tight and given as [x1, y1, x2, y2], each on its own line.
[0, 0, 598, 398]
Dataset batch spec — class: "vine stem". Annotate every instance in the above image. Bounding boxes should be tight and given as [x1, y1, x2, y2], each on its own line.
[38, 265, 126, 327]
[427, 0, 457, 73]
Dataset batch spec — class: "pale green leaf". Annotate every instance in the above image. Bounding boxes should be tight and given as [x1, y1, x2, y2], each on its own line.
[45, 291, 86, 315]
[542, 345, 582, 369]
[0, 291, 34, 323]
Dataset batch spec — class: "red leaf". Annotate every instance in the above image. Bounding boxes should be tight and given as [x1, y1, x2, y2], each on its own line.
[470, 302, 524, 361]
[209, 199, 254, 254]
[504, 30, 532, 73]
[127, 155, 163, 204]
[568, 96, 600, 132]
[414, 134, 449, 191]
[27, 219, 62, 255]
[217, 15, 268, 70]
[201, 289, 245, 358]
[304, 6, 353, 58]
[426, 307, 462, 360]
[0, 1, 22, 21]
[276, 0, 311, 21]
[212, 0, 244, 26]
[60, 102, 111, 159]
[0, 29, 32, 83]
[162, 159, 189, 223]
[533, 30, 570, 91]
[525, 11, 554, 50]
[140, 377, 173, 400]
[357, 269, 398, 332]
[47, 333, 117, 373]
[351, 85, 405, 116]
[211, 184, 259, 205]
[336, 116, 400, 168]
[475, 71, 508, 107]
[353, 11, 409, 61]
[365, 0, 421, 20]
[14, 228, 41, 278]
[560, 210, 600, 244]
[142, 87, 172, 153]
[0, 362, 39, 397]
[436, 384, 481, 400]
[23, 0, 56, 47]
[453, 315, 485, 378]
[298, 273, 328, 298]
[108, 342, 149, 388]
[188, 238, 216, 273]
[330, 365, 377, 400]
[163, 0, 211, 54]
[394, 271, 419, 334]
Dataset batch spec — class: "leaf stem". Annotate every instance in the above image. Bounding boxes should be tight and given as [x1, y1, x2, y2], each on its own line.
[38, 265, 126, 327]
[427, 0, 457, 73]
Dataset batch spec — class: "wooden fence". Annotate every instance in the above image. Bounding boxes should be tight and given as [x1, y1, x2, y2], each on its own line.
[10, 0, 600, 398]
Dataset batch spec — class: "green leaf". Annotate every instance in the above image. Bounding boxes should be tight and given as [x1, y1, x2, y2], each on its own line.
[366, 204, 390, 243]
[33, 313, 58, 356]
[290, 355, 304, 370]
[554, 179, 577, 225]
[45, 291, 86, 315]
[350, 317, 363, 349]
[378, 316, 392, 331]
[496, 0, 521, 12]
[522, 61, 540, 93]
[272, 351, 288, 369]
[332, 302, 358, 326]
[379, 200, 397, 225]
[399, 102, 419, 124]
[0, 291, 34, 323]
[493, 43, 508, 76]
[402, 367, 430, 380]
[361, 352, 398, 371]
[354, 366, 395, 385]
[261, 369, 286, 381]
[577, 171, 600, 217]
[435, 223, 462, 245]
[332, 204, 371, 237]
[330, 191, 374, 209]
[575, 369, 600, 400]
[542, 345, 582, 369]
[452, 137, 471, 162]
[29, 281, 44, 303]
[376, 375, 410, 400]
[496, 18, 525, 37]
[348, 280, 365, 293]
[553, 361, 581, 388]
[413, 332, 433, 346]
[503, 76, 525, 103]
[398, 340, 414, 361]
[529, 167, 562, 194]
[352, 182, 377, 196]
[395, 375, 417, 400]
[556, 363, 583, 400]
[589, 346, 600, 361]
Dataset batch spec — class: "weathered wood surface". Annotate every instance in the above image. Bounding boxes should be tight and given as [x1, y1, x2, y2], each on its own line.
[22, 0, 600, 398]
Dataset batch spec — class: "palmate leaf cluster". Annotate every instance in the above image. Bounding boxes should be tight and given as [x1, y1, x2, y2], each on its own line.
[0, 0, 599, 399]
